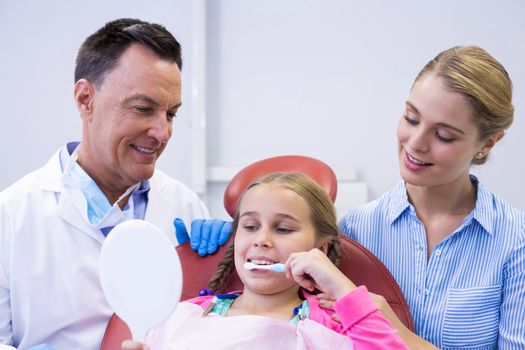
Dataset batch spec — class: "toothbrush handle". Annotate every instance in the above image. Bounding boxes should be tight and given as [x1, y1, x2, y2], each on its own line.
[271, 263, 286, 272]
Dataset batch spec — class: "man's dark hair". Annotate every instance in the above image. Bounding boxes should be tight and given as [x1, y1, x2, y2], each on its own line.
[74, 18, 182, 87]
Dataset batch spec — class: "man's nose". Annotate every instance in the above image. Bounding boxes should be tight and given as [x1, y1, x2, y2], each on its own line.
[147, 113, 172, 143]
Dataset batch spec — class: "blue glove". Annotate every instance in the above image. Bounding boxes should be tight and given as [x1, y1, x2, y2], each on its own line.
[174, 218, 191, 245]
[173, 218, 233, 256]
[27, 344, 55, 350]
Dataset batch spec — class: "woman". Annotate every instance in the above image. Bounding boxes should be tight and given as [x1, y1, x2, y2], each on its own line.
[123, 172, 407, 349]
[340, 46, 525, 349]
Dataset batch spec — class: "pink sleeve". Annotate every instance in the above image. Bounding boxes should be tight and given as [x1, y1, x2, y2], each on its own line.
[333, 286, 408, 350]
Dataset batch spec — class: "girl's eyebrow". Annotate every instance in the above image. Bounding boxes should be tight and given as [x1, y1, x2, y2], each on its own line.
[239, 211, 258, 218]
[405, 100, 466, 135]
[239, 211, 300, 222]
[275, 213, 300, 222]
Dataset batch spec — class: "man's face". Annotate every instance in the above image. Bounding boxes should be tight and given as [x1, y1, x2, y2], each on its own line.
[76, 44, 181, 197]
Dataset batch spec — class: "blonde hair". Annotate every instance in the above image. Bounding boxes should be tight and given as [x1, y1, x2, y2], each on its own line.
[414, 46, 514, 164]
[208, 172, 342, 293]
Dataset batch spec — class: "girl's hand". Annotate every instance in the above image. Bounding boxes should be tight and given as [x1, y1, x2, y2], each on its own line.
[121, 340, 149, 350]
[285, 248, 356, 299]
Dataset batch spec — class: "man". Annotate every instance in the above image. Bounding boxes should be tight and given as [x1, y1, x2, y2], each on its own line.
[0, 18, 230, 349]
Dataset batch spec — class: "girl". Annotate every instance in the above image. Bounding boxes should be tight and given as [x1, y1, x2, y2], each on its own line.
[123, 172, 407, 349]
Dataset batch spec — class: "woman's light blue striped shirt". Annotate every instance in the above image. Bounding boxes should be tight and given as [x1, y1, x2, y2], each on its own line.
[339, 178, 525, 349]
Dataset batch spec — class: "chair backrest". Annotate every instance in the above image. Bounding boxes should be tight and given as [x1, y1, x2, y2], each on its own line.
[100, 155, 414, 349]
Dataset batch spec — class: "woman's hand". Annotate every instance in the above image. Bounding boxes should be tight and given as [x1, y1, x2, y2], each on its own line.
[285, 248, 356, 299]
[121, 340, 149, 350]
[368, 293, 439, 350]
[313, 273, 440, 349]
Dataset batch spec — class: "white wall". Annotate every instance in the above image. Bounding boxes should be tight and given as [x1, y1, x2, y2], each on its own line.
[205, 0, 525, 214]
[1, 1, 524, 220]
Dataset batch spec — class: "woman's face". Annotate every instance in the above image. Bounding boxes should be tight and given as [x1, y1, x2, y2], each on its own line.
[234, 183, 318, 295]
[397, 74, 486, 188]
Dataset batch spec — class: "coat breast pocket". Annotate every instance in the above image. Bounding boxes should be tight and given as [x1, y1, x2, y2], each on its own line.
[442, 285, 502, 349]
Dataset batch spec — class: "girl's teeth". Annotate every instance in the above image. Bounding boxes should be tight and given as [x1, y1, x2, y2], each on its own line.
[250, 259, 272, 265]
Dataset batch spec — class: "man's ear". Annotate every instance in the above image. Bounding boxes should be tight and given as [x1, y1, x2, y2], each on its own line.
[74, 79, 95, 120]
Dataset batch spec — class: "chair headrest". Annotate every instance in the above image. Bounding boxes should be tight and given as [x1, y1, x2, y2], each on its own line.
[223, 155, 337, 218]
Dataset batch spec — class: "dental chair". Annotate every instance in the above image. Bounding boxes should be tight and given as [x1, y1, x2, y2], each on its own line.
[100, 155, 414, 349]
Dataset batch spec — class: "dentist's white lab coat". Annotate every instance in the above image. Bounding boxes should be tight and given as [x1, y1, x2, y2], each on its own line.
[0, 145, 209, 350]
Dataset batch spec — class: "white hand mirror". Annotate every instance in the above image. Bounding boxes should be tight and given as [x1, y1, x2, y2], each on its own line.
[99, 219, 182, 342]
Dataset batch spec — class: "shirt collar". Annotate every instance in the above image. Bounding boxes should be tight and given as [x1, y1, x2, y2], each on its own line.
[386, 175, 495, 235]
[60, 141, 151, 193]
[135, 178, 151, 194]
[59, 141, 81, 172]
[469, 175, 495, 235]
[386, 181, 412, 224]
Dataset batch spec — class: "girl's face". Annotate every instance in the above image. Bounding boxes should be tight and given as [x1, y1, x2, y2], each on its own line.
[234, 183, 318, 295]
[397, 74, 488, 189]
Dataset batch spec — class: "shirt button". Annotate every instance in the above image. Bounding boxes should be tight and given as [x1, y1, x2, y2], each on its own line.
[435, 249, 442, 256]
[424, 289, 430, 296]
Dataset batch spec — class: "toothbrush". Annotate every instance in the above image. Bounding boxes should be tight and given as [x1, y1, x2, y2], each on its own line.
[244, 262, 285, 273]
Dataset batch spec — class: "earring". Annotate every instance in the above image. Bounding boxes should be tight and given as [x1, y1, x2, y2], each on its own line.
[477, 152, 484, 158]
